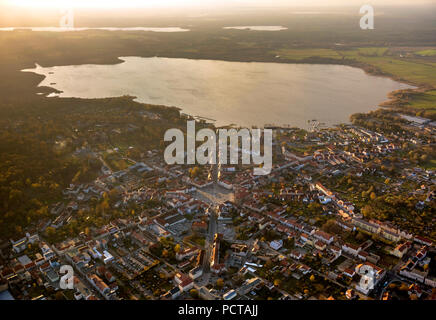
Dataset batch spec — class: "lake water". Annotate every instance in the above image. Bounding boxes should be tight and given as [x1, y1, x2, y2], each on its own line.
[23, 56, 413, 128]
[0, 27, 189, 32]
[223, 26, 288, 31]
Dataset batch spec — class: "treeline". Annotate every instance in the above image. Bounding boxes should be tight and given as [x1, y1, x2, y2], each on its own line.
[0, 126, 81, 237]
[350, 109, 408, 133]
[360, 194, 436, 239]
[0, 95, 184, 240]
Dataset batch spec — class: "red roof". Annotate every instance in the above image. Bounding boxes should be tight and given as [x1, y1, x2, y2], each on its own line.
[179, 278, 193, 288]
[344, 268, 355, 277]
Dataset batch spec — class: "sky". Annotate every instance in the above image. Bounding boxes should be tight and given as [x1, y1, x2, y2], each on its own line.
[2, 0, 435, 9]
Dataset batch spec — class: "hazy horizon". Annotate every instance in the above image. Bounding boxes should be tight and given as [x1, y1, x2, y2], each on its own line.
[1, 0, 436, 9]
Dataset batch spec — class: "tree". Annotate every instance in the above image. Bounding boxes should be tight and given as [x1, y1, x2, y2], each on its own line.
[190, 289, 199, 299]
[216, 278, 224, 289]
[322, 220, 342, 234]
[46, 226, 57, 239]
[308, 202, 321, 212]
[174, 244, 181, 253]
[399, 283, 409, 291]
[309, 275, 316, 282]
[54, 291, 65, 300]
[274, 279, 281, 287]
[361, 205, 372, 217]
[190, 167, 202, 179]
[356, 232, 366, 242]
[153, 289, 161, 297]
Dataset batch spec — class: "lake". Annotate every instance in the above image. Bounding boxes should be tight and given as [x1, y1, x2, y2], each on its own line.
[223, 26, 288, 31]
[23, 57, 413, 128]
[0, 27, 189, 32]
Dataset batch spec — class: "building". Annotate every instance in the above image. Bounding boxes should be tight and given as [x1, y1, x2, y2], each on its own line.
[355, 262, 386, 294]
[192, 221, 208, 234]
[380, 229, 401, 243]
[330, 245, 342, 257]
[103, 250, 114, 264]
[210, 234, 226, 274]
[189, 266, 203, 280]
[343, 268, 356, 278]
[314, 240, 327, 251]
[198, 286, 220, 300]
[239, 277, 263, 295]
[270, 240, 283, 250]
[414, 236, 433, 247]
[10, 236, 27, 254]
[342, 243, 361, 256]
[176, 247, 198, 261]
[313, 230, 334, 244]
[290, 250, 303, 260]
[390, 242, 410, 258]
[88, 274, 110, 297]
[174, 272, 194, 292]
[352, 218, 380, 234]
[164, 286, 181, 299]
[223, 289, 237, 300]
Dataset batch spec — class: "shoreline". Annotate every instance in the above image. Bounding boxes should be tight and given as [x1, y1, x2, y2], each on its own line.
[22, 55, 423, 129]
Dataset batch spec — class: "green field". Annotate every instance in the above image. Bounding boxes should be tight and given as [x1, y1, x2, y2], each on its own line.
[104, 153, 135, 172]
[415, 49, 436, 56]
[406, 90, 436, 109]
[274, 48, 342, 60]
[274, 47, 436, 87]
[402, 90, 436, 117]
[340, 54, 436, 87]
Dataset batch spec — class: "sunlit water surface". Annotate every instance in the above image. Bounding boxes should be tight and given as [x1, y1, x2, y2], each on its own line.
[23, 56, 413, 128]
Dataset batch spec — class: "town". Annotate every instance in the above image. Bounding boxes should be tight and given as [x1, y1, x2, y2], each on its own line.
[0, 108, 435, 301]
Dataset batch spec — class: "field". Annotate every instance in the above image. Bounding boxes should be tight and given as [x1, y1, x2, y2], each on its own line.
[273, 47, 436, 87]
[408, 90, 436, 105]
[104, 153, 135, 172]
[405, 90, 436, 110]
[275, 49, 343, 60]
[382, 89, 436, 118]
[415, 49, 436, 56]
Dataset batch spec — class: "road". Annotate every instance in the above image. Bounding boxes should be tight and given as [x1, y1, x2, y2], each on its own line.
[203, 205, 218, 275]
